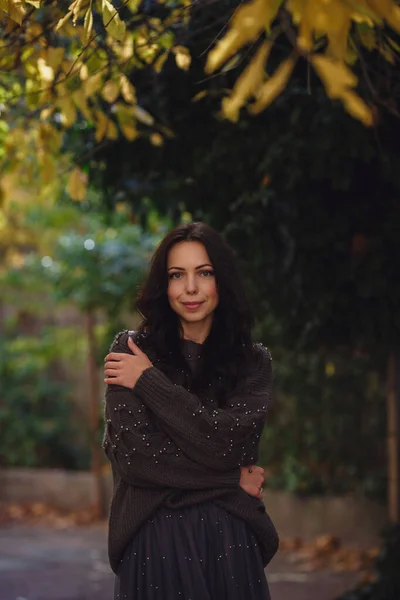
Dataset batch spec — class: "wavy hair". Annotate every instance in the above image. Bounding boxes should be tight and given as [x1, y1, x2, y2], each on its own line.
[136, 222, 256, 400]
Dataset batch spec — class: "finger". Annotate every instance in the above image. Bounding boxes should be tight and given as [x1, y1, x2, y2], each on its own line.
[105, 376, 122, 385]
[104, 353, 124, 362]
[128, 337, 143, 355]
[104, 361, 121, 370]
[250, 485, 260, 497]
[105, 368, 120, 376]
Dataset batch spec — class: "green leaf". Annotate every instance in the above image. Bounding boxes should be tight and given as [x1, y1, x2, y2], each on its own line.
[102, 0, 126, 41]
[84, 8, 93, 43]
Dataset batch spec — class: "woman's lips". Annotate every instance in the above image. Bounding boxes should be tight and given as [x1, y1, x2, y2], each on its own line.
[182, 301, 204, 310]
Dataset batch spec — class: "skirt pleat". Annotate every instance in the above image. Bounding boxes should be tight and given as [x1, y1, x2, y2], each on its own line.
[114, 501, 271, 600]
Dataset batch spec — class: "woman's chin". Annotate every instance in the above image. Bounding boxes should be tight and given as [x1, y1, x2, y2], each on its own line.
[179, 310, 212, 324]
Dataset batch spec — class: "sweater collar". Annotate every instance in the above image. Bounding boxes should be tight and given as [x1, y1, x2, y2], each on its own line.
[181, 339, 203, 360]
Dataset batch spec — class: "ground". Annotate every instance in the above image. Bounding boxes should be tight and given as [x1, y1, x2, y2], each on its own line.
[0, 523, 362, 600]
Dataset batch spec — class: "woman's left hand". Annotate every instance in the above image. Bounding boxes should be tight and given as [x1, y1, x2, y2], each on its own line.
[104, 337, 153, 389]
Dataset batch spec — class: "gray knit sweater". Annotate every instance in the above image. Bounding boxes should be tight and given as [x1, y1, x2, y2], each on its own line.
[103, 330, 279, 573]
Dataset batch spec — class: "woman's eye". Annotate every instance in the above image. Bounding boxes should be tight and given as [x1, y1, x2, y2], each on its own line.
[169, 272, 182, 280]
[200, 270, 214, 277]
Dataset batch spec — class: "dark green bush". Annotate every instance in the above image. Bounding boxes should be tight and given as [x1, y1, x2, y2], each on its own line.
[0, 333, 89, 470]
[258, 343, 386, 500]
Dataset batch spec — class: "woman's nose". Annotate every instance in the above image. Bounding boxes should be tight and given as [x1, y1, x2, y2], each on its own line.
[185, 274, 198, 294]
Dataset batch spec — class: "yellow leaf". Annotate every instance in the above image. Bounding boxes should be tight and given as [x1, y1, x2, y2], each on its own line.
[120, 34, 133, 60]
[37, 58, 54, 82]
[84, 72, 103, 97]
[102, 0, 126, 41]
[94, 110, 108, 142]
[115, 103, 137, 140]
[46, 47, 65, 71]
[120, 122, 138, 141]
[40, 106, 54, 121]
[343, 90, 374, 125]
[55, 10, 73, 31]
[154, 52, 168, 73]
[366, 0, 400, 33]
[57, 96, 77, 127]
[134, 105, 154, 126]
[287, 0, 307, 25]
[205, 0, 280, 74]
[312, 55, 357, 96]
[4, 0, 26, 24]
[80, 63, 89, 80]
[222, 40, 272, 122]
[120, 74, 136, 104]
[67, 167, 87, 201]
[84, 8, 93, 43]
[126, 0, 141, 12]
[105, 119, 118, 140]
[40, 154, 55, 184]
[311, 55, 373, 126]
[357, 24, 377, 50]
[150, 133, 163, 146]
[248, 56, 296, 115]
[192, 90, 208, 102]
[26, 0, 41, 7]
[72, 89, 92, 121]
[71, 0, 85, 25]
[379, 44, 396, 64]
[102, 79, 120, 103]
[325, 362, 336, 377]
[37, 123, 62, 153]
[297, 0, 352, 59]
[173, 46, 191, 71]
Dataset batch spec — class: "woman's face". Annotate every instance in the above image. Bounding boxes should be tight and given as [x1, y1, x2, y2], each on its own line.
[167, 241, 219, 330]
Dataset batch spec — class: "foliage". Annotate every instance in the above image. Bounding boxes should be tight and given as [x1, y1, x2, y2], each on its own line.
[0, 0, 400, 201]
[0, 202, 165, 469]
[258, 345, 386, 498]
[337, 525, 400, 600]
[93, 69, 400, 495]
[100, 73, 400, 352]
[205, 0, 400, 125]
[1, 201, 165, 356]
[0, 0, 192, 201]
[0, 330, 90, 469]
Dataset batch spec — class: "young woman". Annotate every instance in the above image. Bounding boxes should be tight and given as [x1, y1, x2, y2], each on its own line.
[102, 222, 279, 600]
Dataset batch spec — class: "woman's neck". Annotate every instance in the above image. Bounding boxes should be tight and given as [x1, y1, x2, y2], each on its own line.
[181, 319, 212, 344]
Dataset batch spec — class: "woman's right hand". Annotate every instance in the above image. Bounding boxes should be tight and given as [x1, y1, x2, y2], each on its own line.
[240, 465, 265, 499]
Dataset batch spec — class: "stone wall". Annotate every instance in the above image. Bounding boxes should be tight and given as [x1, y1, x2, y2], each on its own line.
[0, 468, 388, 546]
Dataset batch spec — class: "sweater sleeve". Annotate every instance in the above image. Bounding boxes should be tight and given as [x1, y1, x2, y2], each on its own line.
[103, 333, 240, 490]
[134, 344, 272, 471]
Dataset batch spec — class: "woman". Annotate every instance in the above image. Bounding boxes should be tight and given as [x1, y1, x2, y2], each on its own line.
[103, 222, 279, 600]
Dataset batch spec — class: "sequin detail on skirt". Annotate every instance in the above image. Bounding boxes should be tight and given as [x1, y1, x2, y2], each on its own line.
[114, 501, 271, 600]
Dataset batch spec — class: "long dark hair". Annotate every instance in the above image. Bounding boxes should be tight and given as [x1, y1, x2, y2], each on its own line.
[136, 222, 256, 400]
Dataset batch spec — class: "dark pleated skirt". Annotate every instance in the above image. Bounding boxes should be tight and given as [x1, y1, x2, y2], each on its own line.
[114, 501, 271, 600]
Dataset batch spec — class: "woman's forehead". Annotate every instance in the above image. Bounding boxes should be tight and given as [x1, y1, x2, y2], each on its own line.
[167, 241, 212, 267]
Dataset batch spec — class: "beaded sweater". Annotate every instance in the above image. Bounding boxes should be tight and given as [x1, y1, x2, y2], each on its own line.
[102, 330, 279, 573]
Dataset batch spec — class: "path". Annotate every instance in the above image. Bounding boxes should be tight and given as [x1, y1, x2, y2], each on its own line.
[0, 523, 360, 600]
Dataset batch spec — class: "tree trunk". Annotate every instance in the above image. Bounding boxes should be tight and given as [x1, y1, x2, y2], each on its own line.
[387, 352, 400, 523]
[86, 311, 103, 519]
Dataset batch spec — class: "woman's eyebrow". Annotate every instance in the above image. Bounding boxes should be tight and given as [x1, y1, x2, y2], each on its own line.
[168, 263, 213, 271]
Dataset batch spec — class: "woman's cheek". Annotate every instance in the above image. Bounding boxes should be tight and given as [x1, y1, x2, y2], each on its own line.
[168, 281, 181, 303]
[207, 280, 219, 300]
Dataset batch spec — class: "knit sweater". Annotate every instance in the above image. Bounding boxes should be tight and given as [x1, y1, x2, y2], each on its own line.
[103, 330, 279, 574]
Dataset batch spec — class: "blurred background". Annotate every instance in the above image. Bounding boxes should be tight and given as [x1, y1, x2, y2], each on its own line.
[1, 1, 400, 599]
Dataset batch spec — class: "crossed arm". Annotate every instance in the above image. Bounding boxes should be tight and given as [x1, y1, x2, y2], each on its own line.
[103, 332, 268, 497]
